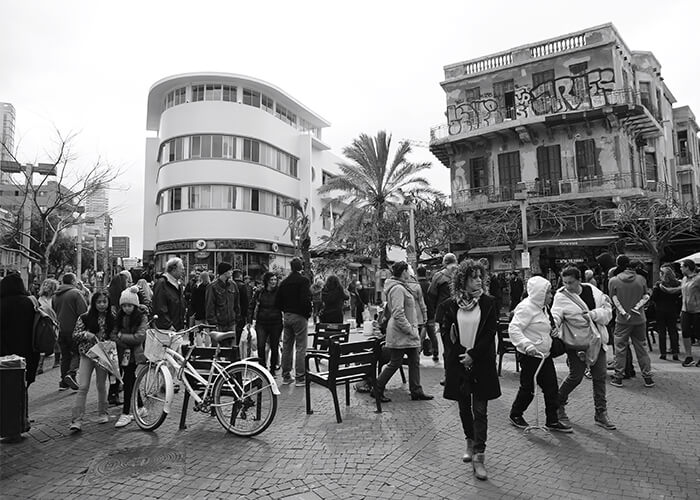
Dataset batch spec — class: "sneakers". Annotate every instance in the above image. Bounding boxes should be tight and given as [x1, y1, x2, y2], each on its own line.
[410, 392, 434, 401]
[63, 375, 79, 391]
[557, 406, 570, 424]
[594, 412, 617, 430]
[672, 354, 679, 361]
[509, 415, 529, 429]
[681, 357, 695, 367]
[546, 421, 573, 433]
[294, 379, 305, 387]
[94, 414, 109, 424]
[659, 354, 667, 360]
[610, 376, 623, 387]
[282, 377, 294, 385]
[58, 383, 69, 392]
[643, 376, 655, 388]
[115, 414, 133, 428]
[69, 420, 82, 432]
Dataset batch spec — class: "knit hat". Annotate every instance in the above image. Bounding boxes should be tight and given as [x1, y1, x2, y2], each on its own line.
[217, 262, 232, 275]
[120, 286, 140, 307]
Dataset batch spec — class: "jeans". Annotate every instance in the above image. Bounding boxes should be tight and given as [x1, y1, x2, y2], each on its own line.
[511, 354, 560, 425]
[656, 309, 680, 354]
[458, 395, 488, 453]
[376, 347, 423, 395]
[71, 354, 108, 423]
[121, 363, 137, 415]
[58, 334, 79, 381]
[614, 323, 652, 378]
[256, 323, 282, 370]
[559, 347, 607, 415]
[421, 321, 439, 358]
[281, 313, 308, 380]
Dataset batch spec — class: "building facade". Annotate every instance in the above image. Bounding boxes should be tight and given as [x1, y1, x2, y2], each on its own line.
[673, 106, 700, 213]
[430, 23, 694, 275]
[143, 73, 342, 279]
[0, 102, 15, 183]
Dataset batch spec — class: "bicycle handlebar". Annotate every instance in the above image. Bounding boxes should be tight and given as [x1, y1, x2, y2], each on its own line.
[149, 315, 220, 337]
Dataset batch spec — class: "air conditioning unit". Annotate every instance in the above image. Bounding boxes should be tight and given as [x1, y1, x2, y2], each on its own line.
[559, 180, 574, 194]
[597, 208, 620, 227]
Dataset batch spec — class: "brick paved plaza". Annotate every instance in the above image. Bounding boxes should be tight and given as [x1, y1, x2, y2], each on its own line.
[2, 336, 699, 500]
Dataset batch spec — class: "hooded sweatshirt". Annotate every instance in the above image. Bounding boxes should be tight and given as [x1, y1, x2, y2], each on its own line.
[52, 284, 88, 336]
[608, 269, 648, 325]
[508, 276, 552, 356]
[405, 277, 428, 325]
[383, 277, 420, 349]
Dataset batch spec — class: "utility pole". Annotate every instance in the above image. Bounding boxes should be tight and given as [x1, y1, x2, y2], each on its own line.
[104, 214, 112, 278]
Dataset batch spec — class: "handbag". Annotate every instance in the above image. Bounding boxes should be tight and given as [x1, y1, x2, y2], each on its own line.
[549, 337, 567, 358]
[559, 289, 602, 365]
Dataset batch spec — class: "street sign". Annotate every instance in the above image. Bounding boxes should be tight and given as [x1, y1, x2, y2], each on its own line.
[112, 236, 130, 258]
[521, 251, 531, 269]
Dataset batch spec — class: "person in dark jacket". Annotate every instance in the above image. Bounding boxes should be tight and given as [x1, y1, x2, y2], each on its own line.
[152, 257, 186, 331]
[320, 275, 349, 324]
[108, 270, 131, 316]
[190, 270, 210, 324]
[251, 271, 283, 374]
[417, 266, 438, 362]
[509, 271, 524, 311]
[652, 265, 681, 360]
[436, 260, 500, 481]
[205, 262, 241, 346]
[0, 273, 38, 441]
[348, 281, 365, 329]
[275, 258, 312, 386]
[53, 273, 88, 391]
[428, 253, 459, 383]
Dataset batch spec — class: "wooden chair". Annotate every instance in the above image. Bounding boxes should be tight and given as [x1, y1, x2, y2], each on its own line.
[305, 338, 382, 423]
[308, 323, 350, 371]
[497, 319, 519, 376]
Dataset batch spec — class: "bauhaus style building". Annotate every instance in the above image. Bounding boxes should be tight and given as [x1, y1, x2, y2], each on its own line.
[143, 73, 342, 278]
[430, 23, 699, 275]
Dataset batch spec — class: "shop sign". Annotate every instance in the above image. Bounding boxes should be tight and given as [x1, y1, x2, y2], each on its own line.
[212, 239, 257, 250]
[555, 258, 585, 265]
[194, 251, 210, 259]
[156, 240, 194, 252]
[492, 253, 522, 271]
[558, 241, 579, 246]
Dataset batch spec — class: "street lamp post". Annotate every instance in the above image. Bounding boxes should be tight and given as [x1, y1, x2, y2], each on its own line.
[73, 207, 86, 280]
[514, 191, 530, 273]
[398, 203, 418, 270]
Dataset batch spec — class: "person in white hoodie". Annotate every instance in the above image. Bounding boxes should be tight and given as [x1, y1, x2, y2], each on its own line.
[551, 267, 616, 430]
[508, 276, 572, 432]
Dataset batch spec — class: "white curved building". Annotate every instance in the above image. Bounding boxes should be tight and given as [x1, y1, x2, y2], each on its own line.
[143, 73, 342, 279]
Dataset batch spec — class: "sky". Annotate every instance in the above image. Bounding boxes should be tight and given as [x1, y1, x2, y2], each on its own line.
[2, 0, 699, 256]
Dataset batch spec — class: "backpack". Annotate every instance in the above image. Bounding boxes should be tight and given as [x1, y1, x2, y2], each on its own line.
[29, 296, 60, 355]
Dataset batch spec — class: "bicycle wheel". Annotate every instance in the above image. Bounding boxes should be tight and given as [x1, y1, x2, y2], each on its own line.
[213, 363, 277, 436]
[132, 362, 172, 431]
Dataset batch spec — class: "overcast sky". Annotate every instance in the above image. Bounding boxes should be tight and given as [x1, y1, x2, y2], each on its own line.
[2, 0, 699, 256]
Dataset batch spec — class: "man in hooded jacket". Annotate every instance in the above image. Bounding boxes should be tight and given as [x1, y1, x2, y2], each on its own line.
[53, 273, 87, 390]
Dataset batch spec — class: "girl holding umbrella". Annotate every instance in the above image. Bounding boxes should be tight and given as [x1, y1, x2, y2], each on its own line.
[436, 259, 501, 481]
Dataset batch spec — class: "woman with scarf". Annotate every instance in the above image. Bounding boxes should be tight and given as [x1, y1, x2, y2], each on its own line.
[436, 259, 500, 481]
[651, 265, 681, 361]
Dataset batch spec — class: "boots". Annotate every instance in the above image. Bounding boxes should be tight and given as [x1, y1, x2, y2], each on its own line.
[462, 438, 474, 463]
[472, 453, 487, 480]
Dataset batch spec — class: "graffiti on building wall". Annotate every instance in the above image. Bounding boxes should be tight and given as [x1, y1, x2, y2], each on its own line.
[447, 68, 618, 135]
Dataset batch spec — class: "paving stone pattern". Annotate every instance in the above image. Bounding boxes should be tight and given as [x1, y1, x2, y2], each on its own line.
[2, 338, 699, 499]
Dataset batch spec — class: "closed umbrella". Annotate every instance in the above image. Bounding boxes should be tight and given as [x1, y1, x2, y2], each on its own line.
[86, 341, 123, 384]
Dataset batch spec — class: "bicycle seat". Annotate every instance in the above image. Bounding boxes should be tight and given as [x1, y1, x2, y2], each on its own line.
[207, 330, 236, 344]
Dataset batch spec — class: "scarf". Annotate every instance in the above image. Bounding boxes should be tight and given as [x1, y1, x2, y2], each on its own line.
[457, 288, 483, 311]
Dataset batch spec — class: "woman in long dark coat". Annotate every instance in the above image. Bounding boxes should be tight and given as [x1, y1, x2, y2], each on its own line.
[436, 259, 500, 481]
[319, 275, 349, 324]
[0, 273, 40, 441]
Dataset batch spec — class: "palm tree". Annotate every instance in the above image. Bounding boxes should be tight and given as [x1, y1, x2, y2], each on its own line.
[318, 131, 441, 268]
[284, 199, 313, 280]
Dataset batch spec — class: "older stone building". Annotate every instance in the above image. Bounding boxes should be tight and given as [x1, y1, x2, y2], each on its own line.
[430, 23, 696, 275]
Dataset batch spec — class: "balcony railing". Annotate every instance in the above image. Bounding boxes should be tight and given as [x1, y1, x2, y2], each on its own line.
[431, 88, 647, 141]
[452, 173, 675, 208]
[677, 153, 693, 166]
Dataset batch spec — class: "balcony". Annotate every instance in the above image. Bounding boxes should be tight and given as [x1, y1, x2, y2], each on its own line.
[676, 153, 693, 166]
[451, 173, 675, 211]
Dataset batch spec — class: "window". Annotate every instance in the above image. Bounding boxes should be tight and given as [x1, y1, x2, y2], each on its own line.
[575, 139, 600, 179]
[211, 185, 233, 209]
[536, 145, 562, 195]
[243, 139, 260, 162]
[192, 85, 205, 102]
[493, 79, 515, 120]
[469, 157, 487, 190]
[251, 189, 260, 211]
[569, 63, 588, 104]
[174, 87, 186, 105]
[174, 137, 185, 161]
[655, 88, 663, 120]
[464, 87, 481, 102]
[211, 135, 223, 158]
[639, 82, 652, 110]
[275, 103, 297, 126]
[497, 152, 521, 200]
[169, 188, 182, 211]
[190, 136, 201, 158]
[205, 84, 222, 101]
[532, 70, 555, 114]
[261, 94, 274, 113]
[201, 135, 212, 158]
[243, 89, 261, 108]
[322, 171, 335, 185]
[645, 152, 658, 182]
[222, 85, 236, 102]
[222, 136, 235, 159]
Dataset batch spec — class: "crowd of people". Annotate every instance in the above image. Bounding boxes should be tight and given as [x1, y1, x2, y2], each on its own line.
[1, 251, 698, 485]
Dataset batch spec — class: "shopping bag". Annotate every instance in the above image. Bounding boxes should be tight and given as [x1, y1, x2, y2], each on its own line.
[362, 306, 371, 322]
[87, 341, 123, 384]
[239, 324, 258, 358]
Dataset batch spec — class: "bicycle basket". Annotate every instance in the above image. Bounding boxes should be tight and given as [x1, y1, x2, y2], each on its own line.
[144, 329, 180, 362]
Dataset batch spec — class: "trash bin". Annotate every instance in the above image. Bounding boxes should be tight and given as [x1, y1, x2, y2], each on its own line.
[0, 355, 28, 438]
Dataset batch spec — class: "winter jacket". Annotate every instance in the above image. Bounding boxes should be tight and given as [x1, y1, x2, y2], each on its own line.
[551, 283, 612, 351]
[418, 277, 435, 321]
[251, 287, 283, 326]
[681, 274, 700, 313]
[0, 274, 40, 384]
[608, 269, 649, 325]
[234, 279, 250, 320]
[320, 286, 349, 323]
[274, 271, 312, 319]
[436, 294, 501, 401]
[190, 282, 208, 320]
[427, 269, 452, 321]
[406, 277, 428, 325]
[152, 274, 186, 330]
[508, 276, 553, 357]
[113, 309, 148, 365]
[205, 278, 240, 327]
[52, 284, 88, 337]
[651, 282, 682, 314]
[73, 311, 114, 356]
[383, 277, 420, 349]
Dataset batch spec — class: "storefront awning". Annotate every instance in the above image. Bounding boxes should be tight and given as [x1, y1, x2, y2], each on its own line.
[528, 235, 617, 247]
